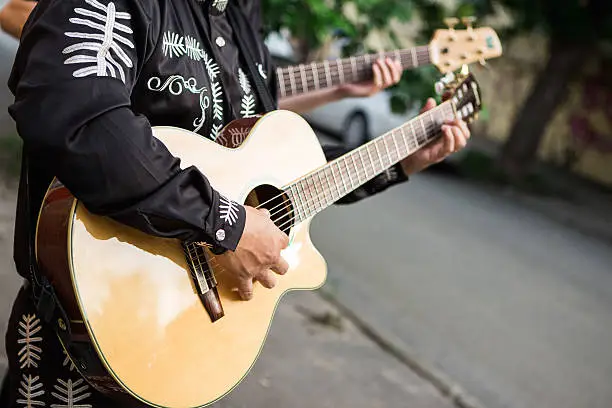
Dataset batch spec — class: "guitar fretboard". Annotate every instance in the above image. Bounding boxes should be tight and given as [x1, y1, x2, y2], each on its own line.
[284, 101, 455, 224]
[276, 46, 431, 99]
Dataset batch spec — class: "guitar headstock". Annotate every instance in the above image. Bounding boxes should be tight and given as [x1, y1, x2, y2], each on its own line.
[437, 66, 483, 124]
[429, 17, 502, 73]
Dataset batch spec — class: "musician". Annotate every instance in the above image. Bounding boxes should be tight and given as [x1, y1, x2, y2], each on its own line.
[1, 0, 470, 406]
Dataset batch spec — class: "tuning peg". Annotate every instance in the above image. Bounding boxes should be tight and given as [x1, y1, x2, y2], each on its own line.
[461, 16, 476, 28]
[462, 16, 477, 40]
[444, 17, 460, 30]
[435, 81, 446, 96]
[444, 17, 460, 41]
[477, 59, 490, 71]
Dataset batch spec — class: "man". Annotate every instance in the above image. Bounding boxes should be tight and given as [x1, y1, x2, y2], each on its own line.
[1, 0, 470, 406]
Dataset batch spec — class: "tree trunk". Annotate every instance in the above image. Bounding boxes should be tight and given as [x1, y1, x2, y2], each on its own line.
[497, 40, 590, 182]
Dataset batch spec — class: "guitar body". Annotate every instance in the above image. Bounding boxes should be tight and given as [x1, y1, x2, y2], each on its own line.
[35, 111, 329, 408]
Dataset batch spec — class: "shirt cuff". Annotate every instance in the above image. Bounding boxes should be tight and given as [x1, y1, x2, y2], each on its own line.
[384, 163, 409, 185]
[203, 190, 246, 252]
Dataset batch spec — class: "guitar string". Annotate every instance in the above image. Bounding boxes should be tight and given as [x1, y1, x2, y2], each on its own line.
[186, 104, 452, 279]
[191, 111, 448, 284]
[256, 105, 451, 225]
[192, 105, 450, 274]
[276, 50, 431, 81]
[277, 50, 431, 96]
[276, 50, 430, 86]
[193, 122, 440, 285]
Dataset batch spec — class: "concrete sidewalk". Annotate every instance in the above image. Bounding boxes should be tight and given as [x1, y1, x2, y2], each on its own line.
[212, 291, 455, 408]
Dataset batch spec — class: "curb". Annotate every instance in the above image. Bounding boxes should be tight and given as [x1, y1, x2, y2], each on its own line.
[316, 288, 487, 408]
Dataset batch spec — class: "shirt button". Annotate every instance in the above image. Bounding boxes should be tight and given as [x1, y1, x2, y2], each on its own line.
[216, 229, 226, 241]
[216, 36, 226, 47]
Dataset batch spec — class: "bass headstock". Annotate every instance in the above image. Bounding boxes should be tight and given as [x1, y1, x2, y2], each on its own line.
[429, 17, 503, 73]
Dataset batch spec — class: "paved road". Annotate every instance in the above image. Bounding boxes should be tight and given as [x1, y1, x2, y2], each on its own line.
[309, 169, 612, 408]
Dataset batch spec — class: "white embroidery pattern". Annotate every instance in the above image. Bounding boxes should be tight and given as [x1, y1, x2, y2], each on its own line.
[63, 0, 134, 84]
[238, 68, 251, 95]
[238, 68, 256, 118]
[62, 350, 77, 372]
[162, 31, 185, 58]
[160, 31, 224, 140]
[51, 379, 92, 408]
[219, 196, 239, 226]
[148, 76, 210, 132]
[217, 127, 250, 148]
[18, 314, 43, 369]
[212, 0, 229, 12]
[185, 36, 204, 61]
[257, 63, 267, 79]
[17, 374, 45, 407]
[210, 124, 223, 141]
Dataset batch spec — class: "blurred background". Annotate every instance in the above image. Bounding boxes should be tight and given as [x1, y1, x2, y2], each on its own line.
[1, 1, 612, 408]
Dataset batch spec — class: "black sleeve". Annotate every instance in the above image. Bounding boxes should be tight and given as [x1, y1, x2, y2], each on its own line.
[322, 145, 408, 204]
[8, 0, 245, 251]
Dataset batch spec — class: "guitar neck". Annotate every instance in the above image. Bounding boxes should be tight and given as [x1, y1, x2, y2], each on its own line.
[285, 101, 455, 222]
[276, 46, 431, 99]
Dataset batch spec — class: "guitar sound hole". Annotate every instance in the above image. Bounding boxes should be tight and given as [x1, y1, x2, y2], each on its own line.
[244, 185, 294, 236]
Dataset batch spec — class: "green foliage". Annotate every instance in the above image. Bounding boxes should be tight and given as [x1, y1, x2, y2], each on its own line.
[261, 0, 413, 60]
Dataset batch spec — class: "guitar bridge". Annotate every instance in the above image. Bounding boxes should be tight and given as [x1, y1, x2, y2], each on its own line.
[183, 243, 224, 322]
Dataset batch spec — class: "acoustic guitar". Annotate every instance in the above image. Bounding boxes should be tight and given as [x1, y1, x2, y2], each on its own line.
[276, 18, 502, 99]
[35, 69, 483, 407]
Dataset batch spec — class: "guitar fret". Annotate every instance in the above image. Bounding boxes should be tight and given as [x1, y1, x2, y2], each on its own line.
[330, 161, 340, 199]
[350, 56, 358, 80]
[299, 65, 307, 94]
[309, 175, 322, 213]
[289, 185, 301, 222]
[311, 62, 320, 90]
[373, 140, 384, 172]
[420, 117, 429, 145]
[316, 171, 329, 209]
[411, 48, 418, 67]
[323, 60, 332, 88]
[391, 131, 402, 160]
[400, 126, 410, 154]
[336, 160, 348, 195]
[337, 59, 345, 84]
[409, 121, 418, 147]
[366, 144, 376, 175]
[394, 49, 401, 64]
[310, 173, 325, 212]
[278, 70, 287, 98]
[295, 184, 306, 221]
[358, 148, 369, 179]
[297, 180, 310, 217]
[350, 153, 361, 185]
[340, 157, 351, 189]
[322, 167, 334, 202]
[288, 65, 297, 96]
[382, 136, 393, 163]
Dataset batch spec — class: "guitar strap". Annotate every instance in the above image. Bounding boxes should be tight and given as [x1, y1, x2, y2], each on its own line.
[22, 151, 121, 393]
[22, 151, 73, 345]
[226, 2, 277, 112]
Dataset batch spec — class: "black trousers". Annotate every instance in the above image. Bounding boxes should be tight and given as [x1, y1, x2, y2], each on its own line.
[2, 285, 146, 407]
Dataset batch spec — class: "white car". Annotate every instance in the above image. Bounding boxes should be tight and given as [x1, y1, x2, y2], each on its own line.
[301, 91, 419, 149]
[0, 26, 18, 136]
[264, 33, 420, 149]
